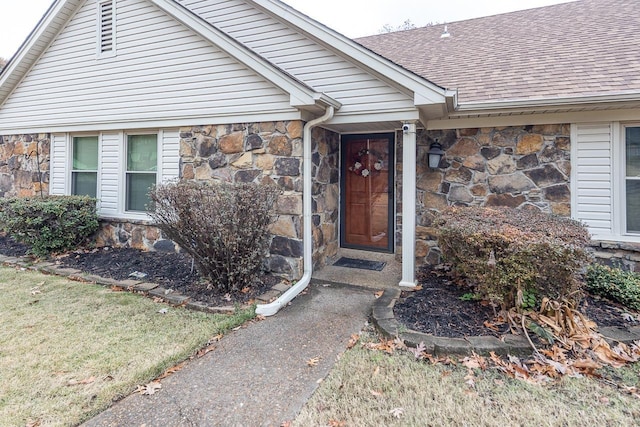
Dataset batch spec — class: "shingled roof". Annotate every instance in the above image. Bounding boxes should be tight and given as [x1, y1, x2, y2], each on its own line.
[355, 0, 640, 105]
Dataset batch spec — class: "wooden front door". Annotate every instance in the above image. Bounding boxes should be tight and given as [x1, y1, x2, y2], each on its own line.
[340, 133, 394, 252]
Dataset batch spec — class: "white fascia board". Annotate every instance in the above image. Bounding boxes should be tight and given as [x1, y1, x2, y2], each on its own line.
[0, 110, 304, 135]
[0, 0, 82, 106]
[249, 0, 447, 106]
[150, 0, 339, 111]
[454, 92, 640, 114]
[426, 108, 640, 130]
[326, 109, 421, 126]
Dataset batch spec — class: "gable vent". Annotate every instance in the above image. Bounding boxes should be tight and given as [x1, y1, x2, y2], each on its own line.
[99, 1, 114, 53]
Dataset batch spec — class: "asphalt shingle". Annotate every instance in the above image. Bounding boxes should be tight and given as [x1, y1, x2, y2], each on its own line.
[356, 0, 640, 104]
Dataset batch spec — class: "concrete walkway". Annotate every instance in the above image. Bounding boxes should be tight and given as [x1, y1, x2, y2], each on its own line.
[83, 283, 375, 427]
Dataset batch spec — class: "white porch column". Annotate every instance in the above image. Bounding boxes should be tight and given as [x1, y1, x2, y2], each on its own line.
[399, 122, 417, 287]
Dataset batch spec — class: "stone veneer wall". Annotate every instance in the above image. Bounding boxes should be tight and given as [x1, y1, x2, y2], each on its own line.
[0, 134, 50, 197]
[310, 126, 340, 268]
[411, 124, 572, 264]
[94, 121, 340, 281]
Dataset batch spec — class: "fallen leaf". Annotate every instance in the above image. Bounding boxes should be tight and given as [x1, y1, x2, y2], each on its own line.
[373, 366, 380, 375]
[328, 420, 346, 427]
[389, 407, 405, 418]
[374, 290, 383, 299]
[136, 381, 162, 395]
[409, 342, 427, 359]
[307, 357, 321, 367]
[109, 285, 123, 292]
[369, 389, 383, 397]
[25, 419, 41, 427]
[68, 376, 96, 386]
[196, 345, 216, 358]
[241, 287, 251, 294]
[158, 362, 186, 380]
[346, 333, 359, 349]
[280, 421, 292, 427]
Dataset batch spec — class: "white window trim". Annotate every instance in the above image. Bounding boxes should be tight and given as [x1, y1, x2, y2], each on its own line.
[119, 131, 160, 219]
[618, 122, 640, 239]
[96, 0, 116, 59]
[69, 134, 100, 199]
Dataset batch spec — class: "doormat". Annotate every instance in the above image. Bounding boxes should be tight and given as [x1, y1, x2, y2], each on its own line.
[333, 257, 386, 271]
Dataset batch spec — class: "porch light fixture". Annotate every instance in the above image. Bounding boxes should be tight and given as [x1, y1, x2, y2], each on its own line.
[427, 141, 445, 169]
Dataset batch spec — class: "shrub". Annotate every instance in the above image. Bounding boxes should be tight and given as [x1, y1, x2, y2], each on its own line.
[585, 264, 640, 311]
[0, 195, 98, 256]
[149, 181, 281, 294]
[435, 207, 592, 310]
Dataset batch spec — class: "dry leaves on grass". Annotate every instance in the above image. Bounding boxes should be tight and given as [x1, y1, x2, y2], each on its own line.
[347, 334, 360, 349]
[67, 376, 96, 386]
[362, 337, 406, 354]
[389, 407, 404, 418]
[362, 334, 640, 397]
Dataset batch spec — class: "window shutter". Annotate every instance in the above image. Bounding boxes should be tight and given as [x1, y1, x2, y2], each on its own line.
[99, 1, 114, 53]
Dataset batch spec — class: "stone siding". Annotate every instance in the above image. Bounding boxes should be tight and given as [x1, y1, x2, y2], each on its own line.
[0, 134, 50, 197]
[591, 241, 640, 273]
[310, 126, 340, 269]
[96, 219, 174, 252]
[177, 121, 340, 280]
[412, 125, 572, 264]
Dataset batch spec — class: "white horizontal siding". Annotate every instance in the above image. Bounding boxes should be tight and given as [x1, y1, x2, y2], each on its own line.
[99, 132, 120, 217]
[161, 129, 180, 182]
[0, 0, 294, 130]
[178, 0, 416, 116]
[573, 123, 613, 236]
[49, 133, 68, 195]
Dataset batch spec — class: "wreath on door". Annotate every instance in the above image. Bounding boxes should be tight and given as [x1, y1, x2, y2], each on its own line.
[348, 148, 384, 177]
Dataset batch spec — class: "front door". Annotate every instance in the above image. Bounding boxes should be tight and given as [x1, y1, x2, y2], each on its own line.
[340, 133, 394, 252]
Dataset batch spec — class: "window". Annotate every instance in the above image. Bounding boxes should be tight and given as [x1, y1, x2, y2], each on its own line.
[98, 1, 115, 55]
[625, 126, 640, 233]
[126, 134, 157, 212]
[71, 136, 98, 198]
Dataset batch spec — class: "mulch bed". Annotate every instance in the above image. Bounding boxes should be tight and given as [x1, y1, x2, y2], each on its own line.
[0, 234, 276, 307]
[395, 266, 640, 338]
[3, 233, 638, 333]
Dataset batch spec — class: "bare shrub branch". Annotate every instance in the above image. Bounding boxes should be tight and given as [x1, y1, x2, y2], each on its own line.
[149, 181, 281, 294]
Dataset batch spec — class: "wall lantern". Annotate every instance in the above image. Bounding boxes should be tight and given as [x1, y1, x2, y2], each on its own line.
[427, 140, 445, 169]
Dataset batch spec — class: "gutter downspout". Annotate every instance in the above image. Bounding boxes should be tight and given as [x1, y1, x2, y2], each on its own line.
[256, 105, 335, 316]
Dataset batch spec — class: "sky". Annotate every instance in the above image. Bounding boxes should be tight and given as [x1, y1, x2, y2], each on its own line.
[0, 0, 575, 59]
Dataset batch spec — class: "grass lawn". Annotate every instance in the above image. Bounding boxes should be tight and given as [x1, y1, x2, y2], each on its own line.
[0, 266, 254, 426]
[295, 332, 640, 427]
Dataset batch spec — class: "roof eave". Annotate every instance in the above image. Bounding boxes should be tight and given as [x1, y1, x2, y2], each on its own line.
[453, 92, 640, 116]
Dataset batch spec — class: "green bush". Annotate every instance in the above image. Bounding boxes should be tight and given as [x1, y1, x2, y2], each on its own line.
[435, 207, 592, 310]
[585, 264, 640, 311]
[149, 181, 281, 294]
[0, 196, 98, 256]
